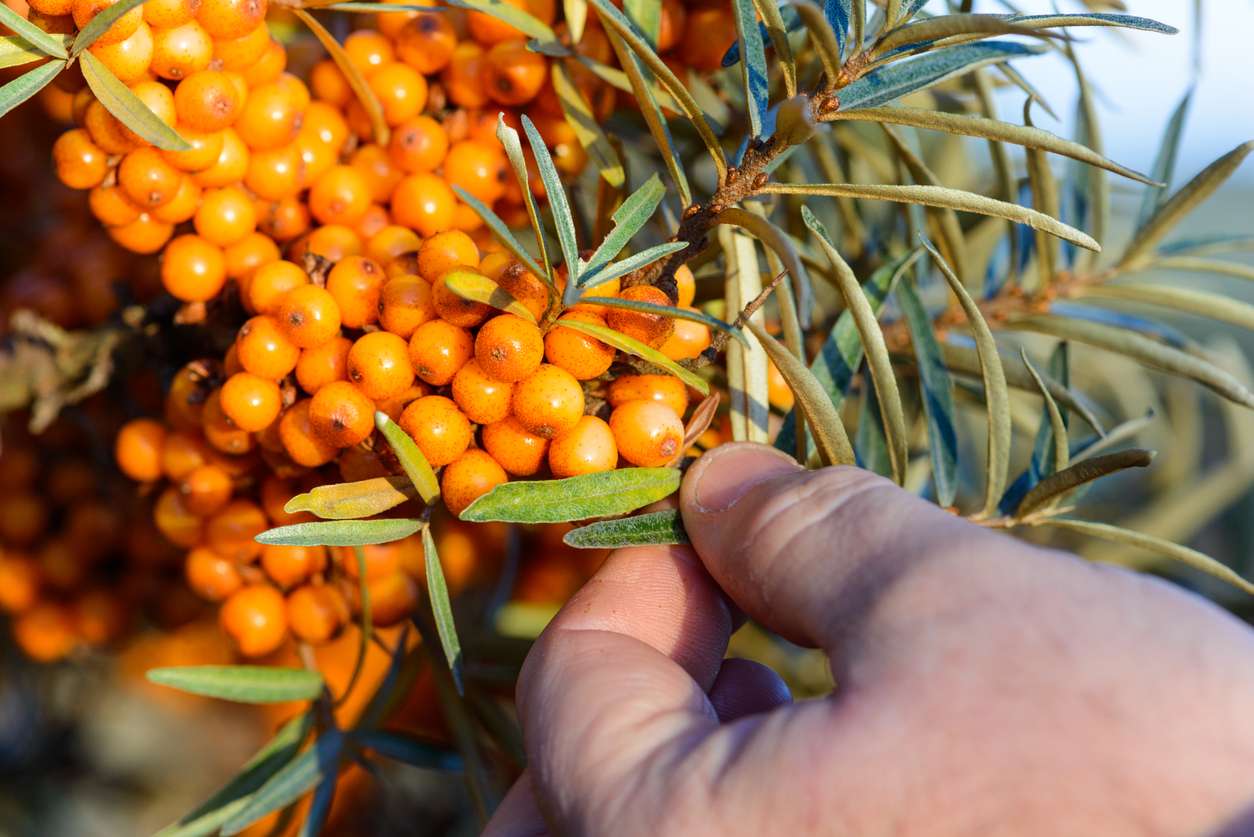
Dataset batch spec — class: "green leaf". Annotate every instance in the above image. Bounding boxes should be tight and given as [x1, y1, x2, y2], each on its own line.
[0, 57, 63, 119]
[1078, 284, 1254, 333]
[521, 114, 580, 303]
[79, 51, 190, 150]
[1016, 449, 1154, 518]
[747, 319, 855, 467]
[298, 771, 336, 837]
[577, 241, 688, 291]
[444, 0, 556, 40]
[854, 386, 892, 478]
[0, 3, 68, 57]
[553, 315, 709, 393]
[1149, 256, 1254, 282]
[256, 518, 424, 547]
[1022, 346, 1068, 478]
[70, 0, 144, 54]
[442, 268, 537, 322]
[838, 41, 1044, 111]
[0, 35, 55, 69]
[580, 295, 741, 338]
[1023, 102, 1061, 290]
[823, 0, 851, 56]
[156, 713, 312, 837]
[293, 9, 388, 145]
[1034, 518, 1254, 596]
[374, 412, 441, 504]
[452, 184, 547, 282]
[221, 732, 344, 835]
[421, 525, 463, 694]
[875, 14, 1053, 55]
[714, 207, 815, 331]
[897, 275, 958, 506]
[750, 0, 796, 97]
[1004, 12, 1178, 35]
[284, 476, 416, 520]
[146, 666, 324, 703]
[461, 468, 681, 523]
[354, 730, 462, 771]
[762, 181, 1100, 251]
[1136, 87, 1193, 230]
[623, 0, 659, 46]
[579, 174, 666, 281]
[793, 2, 841, 82]
[731, 0, 768, 137]
[551, 59, 624, 187]
[563, 509, 689, 548]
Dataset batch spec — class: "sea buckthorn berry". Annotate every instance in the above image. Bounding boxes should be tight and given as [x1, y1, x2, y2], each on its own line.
[115, 418, 166, 481]
[308, 381, 374, 448]
[398, 395, 472, 467]
[339, 541, 402, 580]
[475, 314, 543, 382]
[236, 77, 303, 150]
[659, 314, 711, 361]
[163, 126, 223, 172]
[213, 20, 270, 70]
[481, 415, 548, 476]
[260, 195, 310, 241]
[13, 604, 77, 663]
[220, 584, 287, 657]
[418, 230, 479, 282]
[143, 0, 198, 27]
[192, 185, 256, 247]
[277, 285, 341, 348]
[152, 177, 202, 223]
[90, 20, 153, 83]
[165, 364, 209, 431]
[444, 140, 507, 205]
[287, 584, 348, 643]
[52, 128, 108, 190]
[494, 262, 550, 321]
[296, 335, 351, 394]
[241, 37, 286, 87]
[395, 12, 456, 74]
[451, 359, 513, 424]
[683, 5, 738, 71]
[356, 204, 390, 238]
[0, 555, 40, 614]
[220, 371, 282, 432]
[279, 399, 338, 466]
[150, 20, 211, 80]
[224, 231, 280, 281]
[442, 42, 490, 109]
[185, 546, 242, 602]
[246, 142, 305, 201]
[309, 165, 372, 227]
[511, 363, 584, 439]
[310, 59, 351, 107]
[261, 476, 310, 525]
[484, 41, 548, 106]
[84, 100, 137, 155]
[325, 255, 385, 329]
[193, 127, 249, 187]
[162, 431, 210, 480]
[607, 373, 688, 418]
[197, 0, 266, 39]
[378, 275, 434, 338]
[343, 29, 394, 74]
[174, 70, 244, 132]
[549, 415, 617, 477]
[367, 226, 421, 266]
[0, 493, 47, 547]
[72, 0, 143, 45]
[363, 572, 419, 627]
[207, 499, 267, 562]
[261, 543, 326, 589]
[408, 319, 473, 385]
[161, 234, 226, 301]
[432, 277, 492, 328]
[605, 285, 675, 347]
[203, 386, 255, 455]
[350, 143, 402, 203]
[299, 224, 362, 263]
[442, 449, 507, 516]
[347, 331, 414, 400]
[388, 116, 448, 174]
[179, 463, 233, 516]
[295, 131, 336, 188]
[236, 314, 300, 380]
[544, 310, 615, 380]
[367, 62, 428, 126]
[674, 264, 697, 307]
[610, 400, 684, 467]
[28, 0, 73, 15]
[153, 485, 203, 547]
[467, 0, 552, 44]
[391, 172, 456, 238]
[109, 212, 174, 254]
[37, 539, 83, 592]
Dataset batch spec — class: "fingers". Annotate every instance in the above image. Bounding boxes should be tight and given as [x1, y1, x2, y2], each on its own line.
[514, 544, 732, 833]
[708, 658, 791, 722]
[483, 772, 547, 837]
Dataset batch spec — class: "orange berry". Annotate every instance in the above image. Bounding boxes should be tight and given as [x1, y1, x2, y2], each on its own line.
[261, 543, 327, 589]
[13, 603, 77, 663]
[185, 546, 243, 602]
[52, 128, 108, 191]
[179, 463, 233, 515]
[220, 584, 287, 657]
[674, 263, 696, 307]
[325, 255, 385, 329]
[350, 143, 402, 203]
[607, 373, 688, 418]
[367, 61, 427, 126]
[161, 234, 226, 301]
[241, 37, 286, 87]
[191, 185, 255, 246]
[549, 415, 617, 477]
[451, 359, 513, 424]
[309, 164, 373, 227]
[609, 400, 683, 467]
[152, 176, 203, 224]
[443, 139, 507, 205]
[398, 395, 472, 467]
[431, 276, 492, 328]
[395, 12, 456, 74]
[308, 381, 375, 448]
[356, 203, 390, 238]
[310, 59, 351, 107]
[279, 399, 338, 466]
[682, 5, 738, 72]
[366, 226, 422, 266]
[363, 572, 418, 627]
[0, 554, 40, 614]
[484, 40, 548, 106]
[347, 331, 414, 400]
[115, 417, 166, 481]
[235, 76, 302, 150]
[0, 493, 47, 547]
[418, 229, 479, 282]
[441, 448, 507, 516]
[481, 415, 547, 476]
[174, 70, 244, 132]
[191, 126, 249, 187]
[203, 388, 254, 455]
[206, 498, 267, 562]
[220, 371, 281, 432]
[377, 275, 434, 338]
[659, 313, 711, 361]
[246, 142, 305, 201]
[143, 0, 198, 28]
[224, 231, 280, 281]
[197, 0, 266, 39]
[605, 285, 675, 347]
[213, 20, 270, 70]
[343, 29, 394, 74]
[467, 0, 552, 44]
[160, 430, 209, 480]
[494, 261, 550, 321]
[296, 334, 351, 394]
[259, 196, 310, 242]
[83, 99, 137, 155]
[90, 20, 154, 83]
[475, 314, 543, 382]
[300, 224, 363, 263]
[150, 19, 211, 80]
[511, 363, 584, 439]
[72, 0, 143, 45]
[287, 584, 348, 643]
[389, 115, 448, 174]
[236, 314, 300, 380]
[119, 146, 182, 208]
[277, 285, 341, 348]
[108, 212, 174, 254]
[153, 485, 203, 547]
[408, 319, 472, 386]
[339, 541, 403, 580]
[544, 310, 615, 380]
[391, 172, 456, 238]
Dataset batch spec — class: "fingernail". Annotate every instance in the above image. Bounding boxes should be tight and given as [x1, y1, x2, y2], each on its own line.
[689, 443, 803, 513]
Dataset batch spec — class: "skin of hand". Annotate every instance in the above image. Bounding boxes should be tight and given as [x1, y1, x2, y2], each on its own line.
[484, 443, 1254, 837]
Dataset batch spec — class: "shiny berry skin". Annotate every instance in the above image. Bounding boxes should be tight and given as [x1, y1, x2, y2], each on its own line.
[161, 234, 227, 302]
[295, 335, 352, 394]
[549, 415, 617, 477]
[451, 359, 514, 424]
[398, 395, 472, 467]
[408, 319, 473, 386]
[605, 285, 675, 347]
[511, 363, 584, 439]
[607, 373, 689, 419]
[115, 418, 166, 482]
[220, 584, 287, 657]
[220, 371, 282, 432]
[347, 331, 415, 401]
[389, 115, 449, 173]
[276, 285, 341, 349]
[475, 314, 543, 383]
[279, 399, 338, 467]
[544, 311, 616, 380]
[441, 449, 507, 516]
[184, 546, 243, 602]
[378, 275, 435, 338]
[260, 543, 327, 590]
[326, 255, 385, 329]
[287, 584, 349, 643]
[308, 381, 375, 448]
[391, 172, 456, 238]
[609, 400, 684, 467]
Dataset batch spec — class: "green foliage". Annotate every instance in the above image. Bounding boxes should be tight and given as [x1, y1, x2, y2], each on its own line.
[461, 468, 682, 523]
[146, 667, 325, 703]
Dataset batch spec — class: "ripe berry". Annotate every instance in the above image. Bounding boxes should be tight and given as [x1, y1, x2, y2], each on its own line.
[206, 499, 267, 562]
[194, 185, 256, 246]
[152, 177, 202, 224]
[153, 485, 203, 547]
[659, 314, 711, 361]
[451, 359, 513, 424]
[605, 285, 675, 347]
[607, 373, 689, 418]
[174, 70, 244, 132]
[396, 12, 456, 73]
[115, 418, 166, 481]
[444, 140, 508, 205]
[213, 21, 271, 71]
[391, 172, 456, 238]
[151, 20, 212, 80]
[0, 554, 39, 614]
[109, 212, 175, 254]
[220, 371, 282, 432]
[378, 275, 435, 338]
[493, 261, 550, 321]
[236, 314, 300, 379]
[185, 546, 243, 602]
[367, 62, 428, 126]
[12, 603, 77, 663]
[475, 314, 543, 382]
[287, 584, 348, 643]
[309, 164, 372, 227]
[362, 572, 418, 627]
[389, 115, 449, 173]
[343, 29, 394, 74]
[398, 395, 472, 467]
[308, 381, 374, 448]
[90, 20, 154, 83]
[119, 147, 183, 209]
[296, 335, 352, 394]
[179, 463, 233, 515]
[609, 400, 684, 467]
[511, 363, 584, 439]
[72, 0, 143, 45]
[408, 319, 473, 386]
[484, 41, 548, 106]
[674, 264, 697, 307]
[240, 37, 286, 87]
[143, 0, 198, 28]
[367, 225, 422, 265]
[246, 142, 305, 201]
[247, 260, 307, 314]
[549, 415, 617, 477]
[260, 543, 327, 589]
[203, 388, 254, 455]
[431, 276, 493, 328]
[197, 0, 266, 40]
[235, 77, 303, 150]
[544, 311, 615, 380]
[279, 399, 338, 466]
[220, 584, 287, 657]
[224, 232, 280, 281]
[467, 0, 553, 44]
[347, 331, 414, 401]
[277, 285, 341, 348]
[89, 183, 142, 226]
[161, 234, 227, 301]
[441, 449, 507, 516]
[326, 255, 385, 328]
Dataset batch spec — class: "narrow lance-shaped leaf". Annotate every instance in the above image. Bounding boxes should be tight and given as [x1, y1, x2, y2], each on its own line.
[1077, 284, 1254, 333]
[0, 36, 52, 69]
[256, 518, 425, 547]
[552, 59, 624, 188]
[298, 770, 337, 837]
[147, 666, 324, 704]
[747, 319, 855, 467]
[294, 9, 388, 145]
[563, 510, 689, 549]
[837, 41, 1044, 111]
[823, 0, 851, 55]
[874, 14, 1056, 56]
[70, 0, 145, 54]
[565, 0, 588, 40]
[623, 0, 659, 45]
[422, 526, 464, 694]
[1136, 86, 1193, 230]
[1061, 41, 1106, 271]
[80, 52, 191, 150]
[1016, 449, 1154, 518]
[749, 0, 796, 96]
[354, 730, 463, 771]
[1035, 518, 1254, 596]
[0, 58, 65, 120]
[443, 0, 557, 40]
[1023, 102, 1060, 290]
[580, 241, 688, 292]
[897, 275, 959, 506]
[442, 269, 537, 322]
[554, 315, 710, 393]
[461, 468, 681, 523]
[731, 0, 769, 137]
[220, 732, 345, 836]
[522, 115, 580, 302]
[579, 174, 665, 281]
[715, 207, 814, 330]
[1004, 12, 1177, 35]
[924, 238, 1011, 518]
[284, 476, 416, 520]
[725, 227, 770, 443]
[452, 185, 547, 281]
[1023, 345, 1069, 478]
[375, 411, 441, 503]
[580, 295, 742, 338]
[0, 4, 68, 57]
[854, 385, 892, 478]
[803, 206, 909, 483]
[790, 1, 841, 82]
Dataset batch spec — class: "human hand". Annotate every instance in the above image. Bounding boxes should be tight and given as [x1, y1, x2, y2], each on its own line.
[484, 443, 1254, 836]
